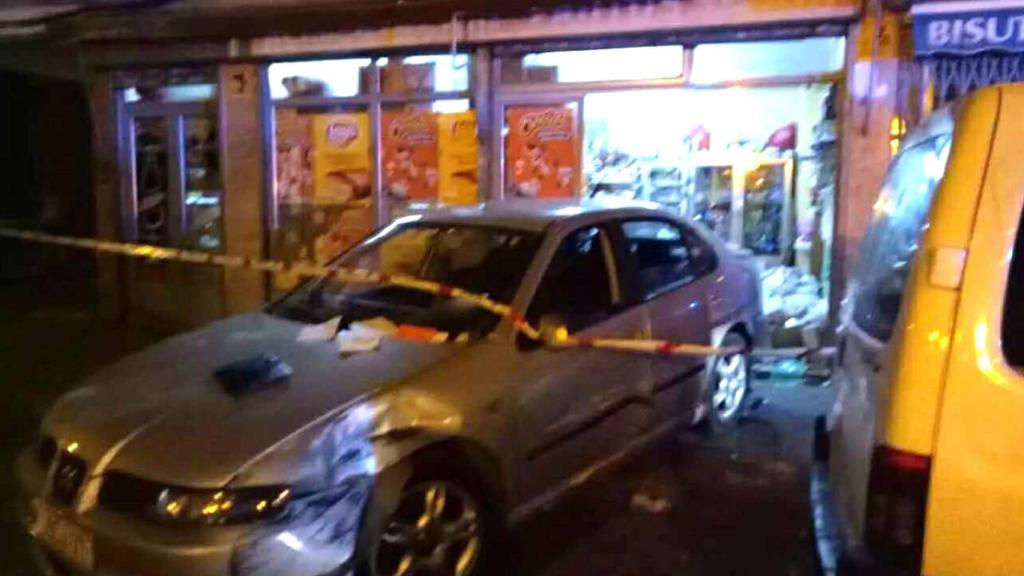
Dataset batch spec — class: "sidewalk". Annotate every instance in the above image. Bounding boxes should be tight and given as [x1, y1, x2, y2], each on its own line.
[0, 271, 184, 575]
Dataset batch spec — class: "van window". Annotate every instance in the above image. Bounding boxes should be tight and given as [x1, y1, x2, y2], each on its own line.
[852, 133, 952, 341]
[1003, 213, 1024, 366]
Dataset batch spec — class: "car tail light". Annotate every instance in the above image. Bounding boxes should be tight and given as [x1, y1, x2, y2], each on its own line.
[865, 445, 931, 572]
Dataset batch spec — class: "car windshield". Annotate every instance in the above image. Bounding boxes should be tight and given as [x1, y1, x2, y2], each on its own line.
[271, 222, 541, 337]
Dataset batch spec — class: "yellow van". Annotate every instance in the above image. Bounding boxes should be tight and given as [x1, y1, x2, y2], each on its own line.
[813, 84, 1024, 575]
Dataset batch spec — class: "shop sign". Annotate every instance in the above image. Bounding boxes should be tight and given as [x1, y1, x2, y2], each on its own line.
[914, 4, 1024, 55]
[506, 106, 579, 199]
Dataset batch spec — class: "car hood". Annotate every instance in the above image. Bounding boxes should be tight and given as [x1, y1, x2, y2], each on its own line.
[43, 313, 462, 488]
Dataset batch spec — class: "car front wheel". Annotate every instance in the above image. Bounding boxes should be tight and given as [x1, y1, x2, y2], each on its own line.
[367, 464, 493, 576]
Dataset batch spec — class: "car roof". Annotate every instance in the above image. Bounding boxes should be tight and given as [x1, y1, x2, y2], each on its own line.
[407, 198, 676, 233]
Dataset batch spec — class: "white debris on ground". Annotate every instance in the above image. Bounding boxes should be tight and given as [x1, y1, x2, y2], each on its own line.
[761, 267, 827, 336]
[631, 491, 672, 514]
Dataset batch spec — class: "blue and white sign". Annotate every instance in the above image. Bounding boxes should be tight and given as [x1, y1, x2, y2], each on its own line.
[914, 1, 1024, 55]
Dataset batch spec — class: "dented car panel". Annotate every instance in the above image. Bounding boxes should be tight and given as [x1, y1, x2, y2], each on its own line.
[17, 200, 762, 576]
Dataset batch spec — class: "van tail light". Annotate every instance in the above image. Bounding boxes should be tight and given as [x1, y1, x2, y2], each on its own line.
[865, 445, 931, 572]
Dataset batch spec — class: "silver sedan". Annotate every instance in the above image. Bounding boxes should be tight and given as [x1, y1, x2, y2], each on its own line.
[17, 200, 763, 576]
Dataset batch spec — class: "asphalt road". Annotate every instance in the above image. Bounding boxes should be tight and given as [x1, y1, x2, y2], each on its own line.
[0, 271, 833, 576]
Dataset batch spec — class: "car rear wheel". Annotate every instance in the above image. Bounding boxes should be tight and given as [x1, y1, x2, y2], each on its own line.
[702, 332, 750, 431]
[366, 461, 495, 576]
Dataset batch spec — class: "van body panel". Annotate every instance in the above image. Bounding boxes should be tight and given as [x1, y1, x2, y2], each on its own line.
[883, 88, 1000, 455]
[829, 87, 998, 555]
[923, 86, 1024, 576]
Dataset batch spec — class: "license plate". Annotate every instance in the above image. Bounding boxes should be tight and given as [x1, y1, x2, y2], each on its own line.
[29, 499, 94, 572]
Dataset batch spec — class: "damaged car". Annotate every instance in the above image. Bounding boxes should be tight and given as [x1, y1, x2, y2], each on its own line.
[17, 200, 763, 576]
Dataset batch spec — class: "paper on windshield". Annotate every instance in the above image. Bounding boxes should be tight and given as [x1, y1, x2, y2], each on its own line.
[296, 316, 342, 343]
[336, 317, 398, 354]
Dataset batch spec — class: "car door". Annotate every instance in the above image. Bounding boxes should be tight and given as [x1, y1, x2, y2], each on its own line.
[613, 219, 714, 425]
[513, 223, 653, 503]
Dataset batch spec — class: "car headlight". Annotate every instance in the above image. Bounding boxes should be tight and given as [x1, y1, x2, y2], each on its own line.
[155, 485, 291, 525]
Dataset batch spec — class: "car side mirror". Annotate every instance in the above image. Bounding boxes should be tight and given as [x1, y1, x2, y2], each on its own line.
[516, 313, 569, 352]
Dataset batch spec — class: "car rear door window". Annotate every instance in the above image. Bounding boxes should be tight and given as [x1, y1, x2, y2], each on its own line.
[852, 133, 952, 342]
[619, 220, 717, 300]
[529, 226, 618, 333]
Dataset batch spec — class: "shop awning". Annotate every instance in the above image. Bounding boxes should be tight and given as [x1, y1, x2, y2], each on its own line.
[913, 1, 1024, 56]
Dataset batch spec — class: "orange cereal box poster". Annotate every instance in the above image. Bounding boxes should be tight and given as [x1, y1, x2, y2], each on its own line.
[382, 110, 439, 202]
[505, 105, 579, 199]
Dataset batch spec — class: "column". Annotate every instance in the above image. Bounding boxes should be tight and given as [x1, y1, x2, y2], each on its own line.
[219, 63, 267, 315]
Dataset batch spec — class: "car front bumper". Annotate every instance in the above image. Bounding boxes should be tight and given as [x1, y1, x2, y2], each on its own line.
[16, 448, 366, 576]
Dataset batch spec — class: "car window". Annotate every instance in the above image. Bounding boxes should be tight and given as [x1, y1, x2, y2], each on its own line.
[528, 226, 617, 333]
[851, 133, 952, 342]
[1002, 209, 1024, 367]
[619, 220, 717, 300]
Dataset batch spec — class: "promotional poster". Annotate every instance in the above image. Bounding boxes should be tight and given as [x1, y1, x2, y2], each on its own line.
[312, 112, 372, 206]
[506, 106, 579, 199]
[382, 110, 439, 202]
[438, 110, 480, 206]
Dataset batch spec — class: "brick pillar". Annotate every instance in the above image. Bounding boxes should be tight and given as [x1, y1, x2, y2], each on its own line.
[219, 64, 267, 314]
[832, 11, 907, 323]
[88, 71, 124, 320]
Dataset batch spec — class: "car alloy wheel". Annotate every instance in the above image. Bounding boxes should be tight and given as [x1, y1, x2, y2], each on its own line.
[712, 351, 748, 422]
[374, 482, 482, 576]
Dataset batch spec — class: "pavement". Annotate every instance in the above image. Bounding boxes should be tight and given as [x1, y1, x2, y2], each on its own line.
[0, 266, 835, 576]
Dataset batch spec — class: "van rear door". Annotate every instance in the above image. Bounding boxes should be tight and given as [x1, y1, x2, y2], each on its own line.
[923, 86, 1024, 576]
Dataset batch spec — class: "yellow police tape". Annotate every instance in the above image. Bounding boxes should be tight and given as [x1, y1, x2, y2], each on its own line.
[0, 227, 743, 358]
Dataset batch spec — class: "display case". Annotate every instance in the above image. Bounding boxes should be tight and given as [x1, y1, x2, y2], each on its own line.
[689, 153, 794, 262]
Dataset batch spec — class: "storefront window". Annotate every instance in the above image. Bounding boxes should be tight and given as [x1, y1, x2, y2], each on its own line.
[268, 52, 480, 290]
[268, 59, 372, 99]
[503, 46, 685, 84]
[689, 37, 845, 83]
[273, 106, 374, 278]
[382, 102, 480, 219]
[124, 84, 217, 103]
[376, 55, 470, 93]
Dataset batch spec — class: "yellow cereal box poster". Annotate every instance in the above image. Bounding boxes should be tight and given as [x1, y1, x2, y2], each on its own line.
[312, 113, 372, 205]
[437, 111, 479, 205]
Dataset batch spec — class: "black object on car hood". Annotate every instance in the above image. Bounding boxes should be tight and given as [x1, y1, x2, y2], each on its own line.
[43, 313, 461, 488]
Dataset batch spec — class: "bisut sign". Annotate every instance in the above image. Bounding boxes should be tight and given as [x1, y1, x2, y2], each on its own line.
[914, 4, 1024, 55]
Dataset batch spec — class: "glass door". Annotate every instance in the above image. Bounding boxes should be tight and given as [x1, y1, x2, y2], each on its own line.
[128, 104, 223, 251]
[692, 163, 735, 243]
[182, 116, 223, 250]
[132, 116, 171, 245]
